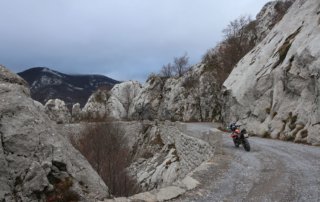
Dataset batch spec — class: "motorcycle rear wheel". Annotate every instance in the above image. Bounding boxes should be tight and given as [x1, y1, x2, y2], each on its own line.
[243, 138, 250, 152]
[233, 139, 239, 148]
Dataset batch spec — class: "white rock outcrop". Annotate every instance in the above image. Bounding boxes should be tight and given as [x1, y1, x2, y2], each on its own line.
[128, 65, 220, 122]
[44, 99, 71, 124]
[71, 103, 81, 122]
[0, 64, 109, 201]
[81, 80, 142, 120]
[222, 0, 320, 145]
[108, 80, 142, 119]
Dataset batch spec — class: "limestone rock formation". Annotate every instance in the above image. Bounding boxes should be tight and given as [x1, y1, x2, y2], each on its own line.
[108, 80, 142, 119]
[44, 99, 71, 124]
[81, 80, 142, 120]
[222, 0, 320, 145]
[129, 65, 220, 121]
[71, 103, 81, 122]
[81, 88, 110, 119]
[0, 64, 109, 201]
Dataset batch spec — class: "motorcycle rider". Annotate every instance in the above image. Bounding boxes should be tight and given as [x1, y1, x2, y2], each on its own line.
[230, 123, 240, 139]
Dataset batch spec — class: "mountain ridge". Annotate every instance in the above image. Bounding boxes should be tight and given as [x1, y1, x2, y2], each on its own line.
[18, 67, 120, 109]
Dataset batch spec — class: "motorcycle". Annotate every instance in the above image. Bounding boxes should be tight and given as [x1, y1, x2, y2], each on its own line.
[227, 124, 250, 152]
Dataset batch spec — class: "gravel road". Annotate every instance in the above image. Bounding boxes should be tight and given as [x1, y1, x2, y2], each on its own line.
[178, 123, 320, 202]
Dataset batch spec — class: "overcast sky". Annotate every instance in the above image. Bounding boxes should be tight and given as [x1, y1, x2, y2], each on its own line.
[0, 0, 271, 83]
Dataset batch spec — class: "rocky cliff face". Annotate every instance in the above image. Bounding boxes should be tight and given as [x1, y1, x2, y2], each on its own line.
[222, 0, 320, 145]
[80, 64, 220, 122]
[0, 65, 109, 201]
[78, 1, 292, 123]
[129, 66, 220, 122]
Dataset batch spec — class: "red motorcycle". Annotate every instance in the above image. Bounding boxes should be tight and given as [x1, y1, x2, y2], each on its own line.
[228, 123, 250, 152]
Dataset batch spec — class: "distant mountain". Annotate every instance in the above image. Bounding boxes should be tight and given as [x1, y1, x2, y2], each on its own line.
[18, 67, 120, 109]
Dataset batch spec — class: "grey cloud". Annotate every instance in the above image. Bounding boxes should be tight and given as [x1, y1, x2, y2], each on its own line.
[0, 0, 271, 83]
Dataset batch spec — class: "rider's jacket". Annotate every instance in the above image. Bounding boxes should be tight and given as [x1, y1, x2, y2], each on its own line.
[231, 129, 240, 139]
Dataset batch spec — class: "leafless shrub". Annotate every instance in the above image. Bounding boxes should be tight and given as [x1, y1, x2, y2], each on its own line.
[201, 49, 217, 63]
[123, 83, 139, 119]
[160, 63, 173, 77]
[70, 117, 141, 197]
[301, 130, 308, 138]
[265, 108, 271, 114]
[272, 0, 295, 25]
[220, 14, 256, 73]
[46, 178, 80, 202]
[173, 52, 191, 77]
[272, 111, 278, 119]
[182, 71, 198, 90]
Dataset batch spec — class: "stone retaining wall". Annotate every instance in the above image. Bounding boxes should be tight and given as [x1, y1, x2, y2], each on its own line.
[158, 124, 214, 177]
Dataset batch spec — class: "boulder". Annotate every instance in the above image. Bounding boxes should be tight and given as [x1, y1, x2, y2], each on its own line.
[82, 80, 142, 120]
[71, 103, 81, 122]
[0, 64, 109, 201]
[44, 99, 71, 124]
[108, 80, 142, 120]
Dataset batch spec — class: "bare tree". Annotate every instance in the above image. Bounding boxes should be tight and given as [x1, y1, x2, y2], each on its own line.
[173, 52, 190, 77]
[123, 83, 138, 119]
[160, 63, 173, 77]
[218, 14, 256, 73]
[191, 80, 204, 122]
[272, 0, 295, 25]
[202, 71, 223, 103]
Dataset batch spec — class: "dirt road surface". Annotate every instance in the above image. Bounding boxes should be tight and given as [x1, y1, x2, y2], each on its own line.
[175, 123, 320, 202]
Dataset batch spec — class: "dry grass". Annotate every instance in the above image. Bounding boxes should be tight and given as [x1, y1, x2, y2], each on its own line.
[278, 28, 301, 63]
[262, 131, 271, 138]
[275, 15, 284, 25]
[286, 136, 295, 141]
[166, 159, 172, 165]
[292, 125, 305, 137]
[46, 178, 80, 202]
[290, 115, 297, 124]
[172, 150, 180, 161]
[149, 135, 165, 147]
[168, 143, 176, 150]
[294, 140, 312, 145]
[289, 124, 296, 131]
[140, 151, 154, 159]
[301, 130, 308, 138]
[285, 63, 292, 72]
[272, 111, 277, 119]
[278, 43, 291, 63]
[276, 124, 286, 138]
[265, 108, 271, 114]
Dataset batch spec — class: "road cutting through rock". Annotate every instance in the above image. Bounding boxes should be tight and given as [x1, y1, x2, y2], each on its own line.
[172, 123, 320, 202]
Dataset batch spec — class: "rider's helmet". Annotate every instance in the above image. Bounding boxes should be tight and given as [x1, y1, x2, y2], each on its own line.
[230, 123, 236, 131]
